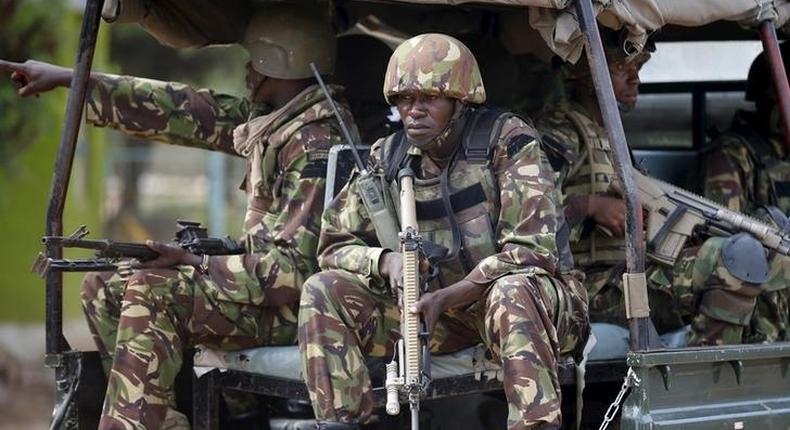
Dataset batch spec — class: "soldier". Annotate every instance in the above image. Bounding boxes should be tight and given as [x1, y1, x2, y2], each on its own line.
[701, 42, 790, 343]
[299, 33, 589, 430]
[537, 32, 789, 346]
[3, 6, 357, 429]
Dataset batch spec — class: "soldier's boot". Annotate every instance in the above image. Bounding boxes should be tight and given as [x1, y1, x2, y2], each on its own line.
[161, 408, 191, 430]
[314, 421, 360, 430]
[80, 270, 126, 374]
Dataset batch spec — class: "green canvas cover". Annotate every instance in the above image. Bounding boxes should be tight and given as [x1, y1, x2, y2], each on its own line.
[101, 0, 790, 60]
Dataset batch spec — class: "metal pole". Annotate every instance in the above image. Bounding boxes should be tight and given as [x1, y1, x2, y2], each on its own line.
[758, 21, 790, 149]
[45, 0, 105, 356]
[574, 0, 654, 351]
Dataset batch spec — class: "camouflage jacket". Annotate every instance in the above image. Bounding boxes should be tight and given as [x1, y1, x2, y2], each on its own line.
[536, 101, 625, 267]
[86, 74, 268, 156]
[703, 110, 789, 215]
[86, 74, 358, 301]
[318, 109, 562, 294]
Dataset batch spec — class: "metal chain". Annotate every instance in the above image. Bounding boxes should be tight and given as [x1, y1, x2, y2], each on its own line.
[598, 367, 641, 430]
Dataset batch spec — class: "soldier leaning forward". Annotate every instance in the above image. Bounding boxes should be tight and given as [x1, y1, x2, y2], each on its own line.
[0, 6, 359, 429]
[700, 41, 790, 343]
[298, 33, 590, 430]
[537, 32, 789, 346]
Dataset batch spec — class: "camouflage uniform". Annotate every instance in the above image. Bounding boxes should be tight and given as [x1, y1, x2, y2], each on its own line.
[538, 101, 786, 345]
[79, 74, 356, 429]
[299, 34, 589, 430]
[79, 75, 266, 374]
[702, 110, 790, 343]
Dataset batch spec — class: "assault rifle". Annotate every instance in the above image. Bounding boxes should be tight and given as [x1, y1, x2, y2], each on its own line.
[629, 170, 790, 265]
[385, 168, 431, 429]
[32, 221, 244, 275]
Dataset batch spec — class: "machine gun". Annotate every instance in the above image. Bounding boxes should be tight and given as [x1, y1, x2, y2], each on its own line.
[384, 168, 431, 429]
[32, 220, 244, 275]
[629, 170, 790, 265]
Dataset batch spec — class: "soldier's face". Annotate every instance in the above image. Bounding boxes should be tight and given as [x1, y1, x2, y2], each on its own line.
[609, 60, 642, 110]
[394, 91, 454, 147]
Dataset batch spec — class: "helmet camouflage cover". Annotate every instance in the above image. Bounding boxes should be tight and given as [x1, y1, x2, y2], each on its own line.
[383, 33, 486, 104]
[243, 5, 336, 79]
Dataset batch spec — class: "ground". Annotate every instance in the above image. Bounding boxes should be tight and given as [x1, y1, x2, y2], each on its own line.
[0, 320, 92, 430]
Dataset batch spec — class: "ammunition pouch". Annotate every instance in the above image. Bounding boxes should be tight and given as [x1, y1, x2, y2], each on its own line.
[720, 233, 770, 284]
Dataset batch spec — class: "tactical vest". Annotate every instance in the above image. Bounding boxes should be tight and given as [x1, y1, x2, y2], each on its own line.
[563, 109, 626, 267]
[729, 131, 790, 214]
[378, 107, 508, 288]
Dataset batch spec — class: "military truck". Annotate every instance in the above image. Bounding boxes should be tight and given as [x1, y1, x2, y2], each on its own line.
[38, 0, 790, 429]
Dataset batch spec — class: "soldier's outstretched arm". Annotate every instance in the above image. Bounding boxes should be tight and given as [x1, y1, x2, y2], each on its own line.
[0, 59, 73, 97]
[85, 74, 249, 155]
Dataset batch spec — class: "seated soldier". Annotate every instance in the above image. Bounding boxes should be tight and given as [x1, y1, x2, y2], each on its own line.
[537, 31, 789, 346]
[701, 41, 790, 342]
[3, 6, 358, 429]
[299, 33, 589, 430]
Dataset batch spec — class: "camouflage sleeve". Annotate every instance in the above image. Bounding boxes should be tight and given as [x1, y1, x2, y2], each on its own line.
[202, 123, 336, 302]
[703, 136, 754, 213]
[535, 111, 587, 240]
[85, 73, 251, 156]
[465, 117, 560, 285]
[316, 138, 390, 292]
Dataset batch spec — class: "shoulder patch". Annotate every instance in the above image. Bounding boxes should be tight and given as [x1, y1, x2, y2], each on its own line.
[506, 134, 535, 159]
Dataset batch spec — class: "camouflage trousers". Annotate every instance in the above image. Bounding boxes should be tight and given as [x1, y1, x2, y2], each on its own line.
[82, 265, 299, 430]
[585, 237, 790, 345]
[82, 271, 126, 374]
[299, 269, 589, 430]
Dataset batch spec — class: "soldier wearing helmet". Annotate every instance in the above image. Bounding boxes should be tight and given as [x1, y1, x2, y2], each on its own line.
[2, 5, 358, 429]
[298, 33, 589, 430]
[538, 33, 789, 347]
[700, 42, 790, 344]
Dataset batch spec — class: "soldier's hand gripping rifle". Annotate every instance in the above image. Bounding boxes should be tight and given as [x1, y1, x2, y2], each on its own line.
[385, 168, 431, 430]
[625, 170, 790, 265]
[32, 221, 244, 275]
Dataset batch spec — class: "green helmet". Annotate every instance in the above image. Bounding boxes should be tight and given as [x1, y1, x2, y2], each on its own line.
[243, 6, 336, 79]
[383, 33, 486, 105]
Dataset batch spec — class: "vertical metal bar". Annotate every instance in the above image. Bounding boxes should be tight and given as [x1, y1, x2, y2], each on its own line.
[45, 0, 105, 356]
[691, 90, 706, 150]
[758, 21, 790, 149]
[574, 0, 653, 351]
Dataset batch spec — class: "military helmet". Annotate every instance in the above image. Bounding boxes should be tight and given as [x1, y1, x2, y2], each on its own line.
[745, 41, 789, 103]
[243, 6, 336, 79]
[383, 33, 486, 105]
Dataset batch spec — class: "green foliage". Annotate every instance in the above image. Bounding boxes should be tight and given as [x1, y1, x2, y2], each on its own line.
[0, 0, 109, 321]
